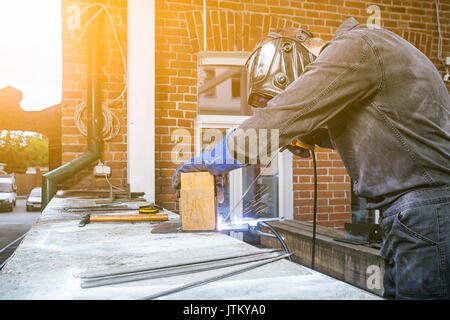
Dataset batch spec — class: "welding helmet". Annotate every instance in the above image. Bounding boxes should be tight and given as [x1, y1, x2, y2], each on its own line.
[245, 29, 317, 108]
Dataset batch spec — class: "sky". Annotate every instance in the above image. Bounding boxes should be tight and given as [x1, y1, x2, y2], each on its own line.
[0, 0, 62, 111]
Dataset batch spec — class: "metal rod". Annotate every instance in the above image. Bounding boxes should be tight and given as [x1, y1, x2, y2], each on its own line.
[80, 250, 284, 289]
[78, 248, 280, 280]
[142, 252, 294, 300]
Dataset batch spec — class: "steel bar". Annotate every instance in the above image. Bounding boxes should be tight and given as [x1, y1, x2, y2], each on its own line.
[142, 252, 294, 300]
[0, 233, 27, 254]
[78, 248, 280, 280]
[80, 250, 285, 289]
[222, 150, 280, 224]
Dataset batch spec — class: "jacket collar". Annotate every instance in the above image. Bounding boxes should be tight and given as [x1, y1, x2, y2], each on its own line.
[333, 17, 361, 39]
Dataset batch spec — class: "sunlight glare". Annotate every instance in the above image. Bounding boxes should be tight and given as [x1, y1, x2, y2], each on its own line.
[0, 0, 62, 111]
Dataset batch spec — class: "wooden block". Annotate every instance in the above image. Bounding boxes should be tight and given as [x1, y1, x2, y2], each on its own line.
[180, 172, 216, 231]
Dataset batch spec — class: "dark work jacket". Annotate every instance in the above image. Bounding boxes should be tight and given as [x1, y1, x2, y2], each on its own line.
[229, 17, 450, 209]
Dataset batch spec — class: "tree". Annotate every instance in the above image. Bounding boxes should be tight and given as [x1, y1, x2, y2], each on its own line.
[0, 130, 48, 173]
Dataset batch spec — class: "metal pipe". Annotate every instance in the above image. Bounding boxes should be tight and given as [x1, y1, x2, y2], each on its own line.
[78, 249, 279, 280]
[42, 18, 103, 210]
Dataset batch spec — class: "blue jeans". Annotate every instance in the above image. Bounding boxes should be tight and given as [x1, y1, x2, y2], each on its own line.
[380, 186, 450, 300]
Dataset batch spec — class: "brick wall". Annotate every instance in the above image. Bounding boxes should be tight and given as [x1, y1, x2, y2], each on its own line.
[155, 0, 449, 229]
[60, 0, 127, 190]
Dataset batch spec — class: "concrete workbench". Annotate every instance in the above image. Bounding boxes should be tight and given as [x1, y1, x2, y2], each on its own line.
[0, 195, 382, 300]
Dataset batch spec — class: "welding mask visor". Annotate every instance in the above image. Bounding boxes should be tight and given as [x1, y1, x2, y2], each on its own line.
[245, 31, 316, 108]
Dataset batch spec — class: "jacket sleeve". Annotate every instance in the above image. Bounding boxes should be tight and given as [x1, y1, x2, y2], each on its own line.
[228, 31, 382, 163]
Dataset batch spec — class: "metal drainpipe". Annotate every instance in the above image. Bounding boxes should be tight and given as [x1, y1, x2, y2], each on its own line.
[41, 18, 103, 210]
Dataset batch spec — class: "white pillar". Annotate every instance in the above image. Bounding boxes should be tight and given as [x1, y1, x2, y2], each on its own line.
[127, 0, 155, 202]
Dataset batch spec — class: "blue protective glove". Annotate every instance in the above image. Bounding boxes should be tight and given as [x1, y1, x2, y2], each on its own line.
[172, 131, 245, 198]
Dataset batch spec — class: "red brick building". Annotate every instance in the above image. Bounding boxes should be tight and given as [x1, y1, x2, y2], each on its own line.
[56, 0, 449, 230]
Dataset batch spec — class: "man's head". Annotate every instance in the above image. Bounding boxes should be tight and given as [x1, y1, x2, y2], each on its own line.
[245, 28, 326, 108]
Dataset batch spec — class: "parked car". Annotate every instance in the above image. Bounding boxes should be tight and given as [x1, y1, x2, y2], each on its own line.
[26, 187, 42, 212]
[0, 175, 17, 212]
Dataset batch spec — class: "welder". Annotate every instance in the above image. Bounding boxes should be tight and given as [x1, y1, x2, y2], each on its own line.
[172, 17, 450, 299]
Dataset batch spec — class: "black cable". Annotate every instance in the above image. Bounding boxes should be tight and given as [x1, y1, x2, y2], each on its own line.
[258, 221, 292, 262]
[311, 149, 318, 270]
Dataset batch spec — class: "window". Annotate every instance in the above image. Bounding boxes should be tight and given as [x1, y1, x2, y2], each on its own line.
[0, 183, 13, 193]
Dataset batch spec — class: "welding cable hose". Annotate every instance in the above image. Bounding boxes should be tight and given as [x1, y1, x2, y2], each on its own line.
[311, 149, 318, 270]
[257, 221, 292, 262]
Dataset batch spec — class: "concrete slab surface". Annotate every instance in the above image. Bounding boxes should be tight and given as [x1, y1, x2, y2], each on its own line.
[0, 195, 382, 300]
